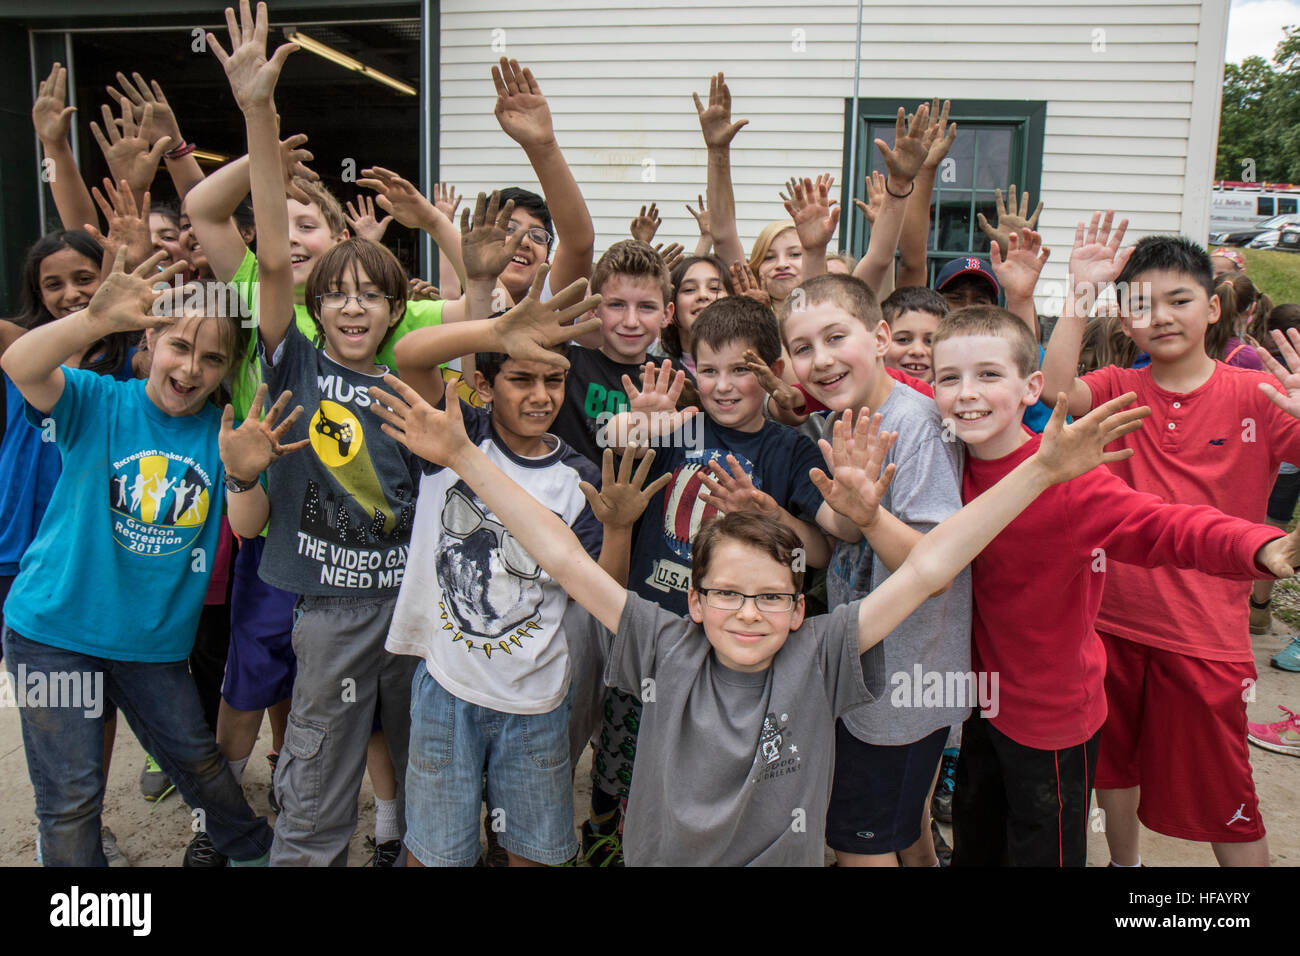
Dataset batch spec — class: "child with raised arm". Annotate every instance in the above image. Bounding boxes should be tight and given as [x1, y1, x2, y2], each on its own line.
[930, 304, 1300, 865]
[209, 0, 421, 866]
[1039, 216, 1300, 867]
[367, 368, 1149, 865]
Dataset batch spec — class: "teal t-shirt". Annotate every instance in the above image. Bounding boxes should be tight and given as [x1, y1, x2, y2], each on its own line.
[3, 370, 224, 662]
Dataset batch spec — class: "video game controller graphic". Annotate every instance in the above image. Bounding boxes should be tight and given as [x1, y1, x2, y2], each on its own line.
[314, 409, 354, 457]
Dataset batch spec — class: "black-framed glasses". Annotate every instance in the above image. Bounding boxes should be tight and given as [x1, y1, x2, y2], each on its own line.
[317, 291, 393, 310]
[697, 589, 797, 613]
[505, 221, 553, 246]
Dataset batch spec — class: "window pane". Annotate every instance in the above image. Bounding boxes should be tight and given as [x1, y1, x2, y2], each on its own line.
[1259, 197, 1275, 216]
[975, 128, 1013, 189]
[942, 129, 976, 189]
[935, 196, 973, 252]
[972, 193, 999, 254]
[1279, 197, 1298, 214]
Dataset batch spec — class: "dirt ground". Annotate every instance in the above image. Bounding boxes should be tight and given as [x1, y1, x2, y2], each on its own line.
[1, 620, 1297, 867]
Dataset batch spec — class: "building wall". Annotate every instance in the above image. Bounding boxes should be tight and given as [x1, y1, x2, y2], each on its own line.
[438, 0, 1229, 294]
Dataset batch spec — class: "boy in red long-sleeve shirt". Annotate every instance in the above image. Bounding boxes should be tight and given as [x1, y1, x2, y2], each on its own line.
[1040, 220, 1300, 867]
[919, 304, 1300, 866]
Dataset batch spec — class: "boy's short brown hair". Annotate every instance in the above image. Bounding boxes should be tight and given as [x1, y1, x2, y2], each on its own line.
[689, 296, 782, 365]
[304, 238, 408, 349]
[291, 177, 348, 238]
[881, 286, 949, 326]
[692, 512, 805, 593]
[591, 239, 671, 305]
[776, 274, 883, 343]
[932, 305, 1040, 378]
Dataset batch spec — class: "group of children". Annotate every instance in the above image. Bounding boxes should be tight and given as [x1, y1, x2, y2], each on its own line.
[3, 0, 1299, 868]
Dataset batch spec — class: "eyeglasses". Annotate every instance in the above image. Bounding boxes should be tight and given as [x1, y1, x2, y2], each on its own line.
[317, 291, 393, 310]
[504, 221, 553, 247]
[697, 589, 797, 613]
[441, 487, 540, 579]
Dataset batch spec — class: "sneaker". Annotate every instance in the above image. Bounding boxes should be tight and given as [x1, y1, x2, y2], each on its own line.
[1272, 635, 1300, 672]
[1250, 596, 1272, 635]
[1247, 704, 1300, 757]
[365, 836, 401, 867]
[579, 820, 625, 868]
[478, 823, 509, 868]
[182, 831, 228, 868]
[101, 826, 130, 867]
[930, 819, 952, 868]
[266, 752, 280, 814]
[932, 749, 958, 824]
[139, 754, 172, 801]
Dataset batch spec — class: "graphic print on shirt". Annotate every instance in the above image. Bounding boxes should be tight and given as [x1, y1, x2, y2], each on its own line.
[648, 448, 758, 595]
[434, 481, 546, 659]
[755, 711, 802, 783]
[110, 449, 213, 556]
[294, 378, 415, 588]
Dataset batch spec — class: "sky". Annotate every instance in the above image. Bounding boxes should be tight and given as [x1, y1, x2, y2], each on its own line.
[1226, 0, 1300, 63]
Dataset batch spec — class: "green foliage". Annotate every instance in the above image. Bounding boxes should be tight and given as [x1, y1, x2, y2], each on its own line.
[1211, 246, 1300, 307]
[1216, 26, 1300, 184]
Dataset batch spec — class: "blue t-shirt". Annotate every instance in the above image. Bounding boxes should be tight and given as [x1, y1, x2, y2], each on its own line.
[627, 416, 825, 615]
[1022, 346, 1055, 433]
[3, 369, 224, 662]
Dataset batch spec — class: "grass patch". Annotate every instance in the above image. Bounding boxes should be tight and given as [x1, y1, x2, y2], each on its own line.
[1212, 246, 1300, 304]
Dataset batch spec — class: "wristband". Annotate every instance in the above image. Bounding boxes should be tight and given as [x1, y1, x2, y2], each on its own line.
[885, 179, 915, 199]
[224, 473, 260, 494]
[165, 141, 196, 160]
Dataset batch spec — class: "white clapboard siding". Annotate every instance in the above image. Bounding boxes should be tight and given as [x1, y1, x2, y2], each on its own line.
[438, 0, 1228, 294]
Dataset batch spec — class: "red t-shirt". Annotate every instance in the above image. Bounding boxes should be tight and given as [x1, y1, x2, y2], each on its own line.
[963, 433, 1281, 749]
[793, 367, 933, 414]
[1083, 363, 1300, 661]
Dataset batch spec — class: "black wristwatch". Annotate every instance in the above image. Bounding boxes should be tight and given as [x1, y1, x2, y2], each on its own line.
[224, 473, 260, 494]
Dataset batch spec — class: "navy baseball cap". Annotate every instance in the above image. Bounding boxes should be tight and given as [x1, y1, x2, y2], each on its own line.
[935, 257, 999, 299]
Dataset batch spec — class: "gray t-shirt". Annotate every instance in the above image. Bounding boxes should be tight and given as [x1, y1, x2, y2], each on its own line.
[258, 323, 418, 596]
[564, 593, 883, 866]
[807, 381, 973, 745]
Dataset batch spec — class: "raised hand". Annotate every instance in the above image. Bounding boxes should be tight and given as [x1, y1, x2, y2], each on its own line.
[989, 227, 1050, 303]
[612, 360, 699, 444]
[219, 384, 309, 481]
[630, 203, 661, 243]
[977, 185, 1045, 260]
[85, 247, 188, 335]
[90, 99, 171, 198]
[1033, 391, 1150, 486]
[85, 178, 154, 270]
[33, 63, 77, 144]
[731, 260, 770, 306]
[1068, 210, 1133, 309]
[579, 447, 673, 529]
[408, 278, 441, 302]
[358, 166, 440, 231]
[458, 190, 525, 282]
[693, 72, 748, 149]
[920, 97, 956, 171]
[782, 174, 840, 251]
[1256, 328, 1300, 419]
[207, 0, 299, 113]
[280, 133, 318, 204]
[370, 376, 473, 468]
[807, 409, 898, 528]
[701, 454, 779, 516]
[654, 242, 685, 271]
[686, 194, 712, 239]
[492, 263, 602, 368]
[492, 57, 556, 149]
[433, 182, 462, 221]
[345, 194, 395, 243]
[107, 72, 182, 151]
[852, 171, 888, 225]
[742, 348, 804, 412]
[874, 103, 932, 191]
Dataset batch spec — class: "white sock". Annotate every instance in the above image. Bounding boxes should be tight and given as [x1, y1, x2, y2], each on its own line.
[229, 755, 250, 786]
[1110, 856, 1142, 867]
[375, 796, 399, 843]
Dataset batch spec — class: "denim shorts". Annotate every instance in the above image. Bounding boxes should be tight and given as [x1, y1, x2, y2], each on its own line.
[404, 666, 578, 866]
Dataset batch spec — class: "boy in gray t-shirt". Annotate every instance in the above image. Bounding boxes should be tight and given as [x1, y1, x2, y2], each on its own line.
[369, 367, 1144, 865]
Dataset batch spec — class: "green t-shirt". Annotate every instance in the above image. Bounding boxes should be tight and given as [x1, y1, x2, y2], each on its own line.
[228, 248, 444, 418]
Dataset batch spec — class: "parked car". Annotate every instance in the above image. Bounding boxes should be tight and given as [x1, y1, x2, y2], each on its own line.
[1211, 214, 1300, 247]
[1276, 223, 1300, 254]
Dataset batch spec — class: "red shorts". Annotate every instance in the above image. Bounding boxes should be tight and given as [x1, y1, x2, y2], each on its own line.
[1095, 631, 1265, 843]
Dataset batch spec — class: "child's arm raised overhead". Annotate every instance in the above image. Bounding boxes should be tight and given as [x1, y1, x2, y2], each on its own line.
[1257, 328, 1300, 418]
[433, 182, 464, 300]
[32, 63, 98, 236]
[209, 0, 299, 354]
[783, 175, 840, 280]
[84, 178, 156, 274]
[88, 96, 172, 211]
[357, 166, 466, 289]
[1, 248, 185, 413]
[853, 104, 931, 298]
[854, 392, 1149, 653]
[372, 376, 629, 632]
[580, 447, 673, 587]
[897, 98, 955, 289]
[107, 72, 205, 201]
[493, 57, 594, 292]
[988, 226, 1050, 341]
[694, 73, 748, 270]
[599, 360, 699, 456]
[686, 194, 713, 257]
[1040, 210, 1133, 417]
[219, 383, 310, 536]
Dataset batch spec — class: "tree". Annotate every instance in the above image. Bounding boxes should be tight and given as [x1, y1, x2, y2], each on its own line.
[1216, 25, 1300, 184]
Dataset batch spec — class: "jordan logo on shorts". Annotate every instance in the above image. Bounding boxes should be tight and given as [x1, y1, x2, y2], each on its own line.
[1226, 803, 1251, 826]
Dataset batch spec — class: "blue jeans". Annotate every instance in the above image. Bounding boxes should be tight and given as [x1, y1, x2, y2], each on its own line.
[3, 626, 273, 866]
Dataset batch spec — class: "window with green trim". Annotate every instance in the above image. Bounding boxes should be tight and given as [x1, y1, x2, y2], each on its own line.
[841, 99, 1046, 288]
